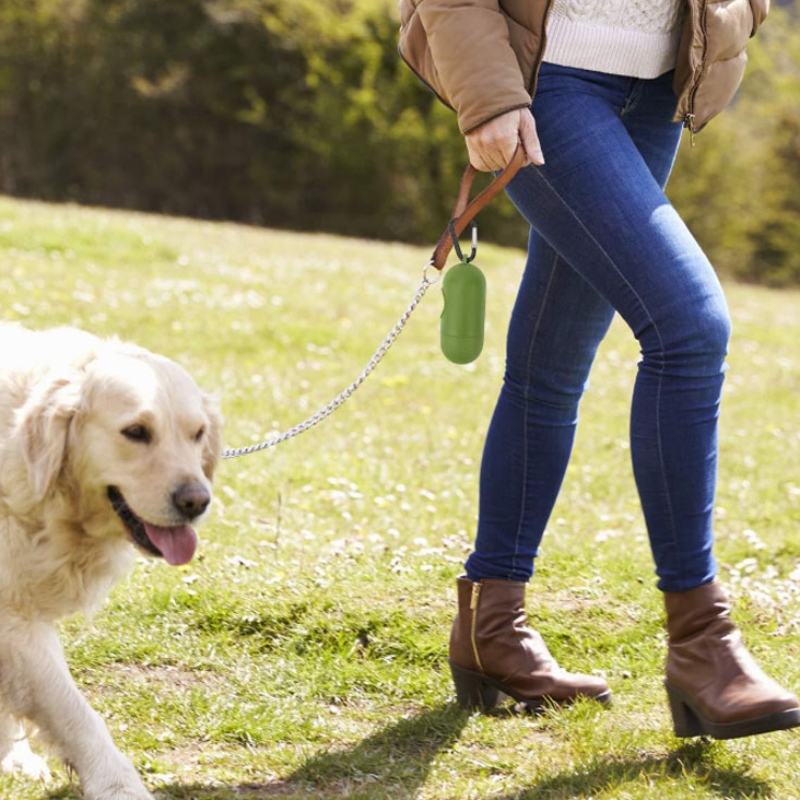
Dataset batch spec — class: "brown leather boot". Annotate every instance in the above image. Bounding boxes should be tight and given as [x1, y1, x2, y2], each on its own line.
[665, 580, 800, 739]
[448, 576, 612, 712]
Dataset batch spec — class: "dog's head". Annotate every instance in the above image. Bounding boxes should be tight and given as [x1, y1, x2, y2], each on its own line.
[19, 343, 223, 565]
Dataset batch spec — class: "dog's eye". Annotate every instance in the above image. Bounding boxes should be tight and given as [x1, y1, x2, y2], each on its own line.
[121, 424, 152, 444]
[193, 426, 205, 443]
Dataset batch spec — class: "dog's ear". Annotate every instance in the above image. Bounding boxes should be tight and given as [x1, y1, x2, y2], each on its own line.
[18, 373, 83, 502]
[201, 392, 224, 481]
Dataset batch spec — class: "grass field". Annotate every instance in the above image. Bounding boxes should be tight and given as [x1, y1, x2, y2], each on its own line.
[1, 195, 799, 800]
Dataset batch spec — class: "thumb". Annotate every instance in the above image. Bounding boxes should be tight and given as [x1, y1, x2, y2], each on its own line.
[519, 111, 545, 166]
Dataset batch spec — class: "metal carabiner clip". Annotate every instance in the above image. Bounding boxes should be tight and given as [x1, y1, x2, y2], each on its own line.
[448, 219, 478, 263]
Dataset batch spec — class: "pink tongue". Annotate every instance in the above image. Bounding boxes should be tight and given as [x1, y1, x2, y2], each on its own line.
[143, 523, 198, 566]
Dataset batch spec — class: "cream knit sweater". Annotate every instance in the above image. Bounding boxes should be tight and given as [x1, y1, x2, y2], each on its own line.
[545, 0, 685, 79]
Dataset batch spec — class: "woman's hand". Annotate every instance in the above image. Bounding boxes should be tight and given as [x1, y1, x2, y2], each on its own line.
[465, 108, 544, 172]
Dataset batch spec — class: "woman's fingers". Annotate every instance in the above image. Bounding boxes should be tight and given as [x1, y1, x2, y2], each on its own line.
[519, 110, 545, 166]
[465, 109, 545, 171]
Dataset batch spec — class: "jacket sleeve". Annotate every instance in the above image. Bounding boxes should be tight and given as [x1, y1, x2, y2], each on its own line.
[405, 0, 532, 134]
[748, 0, 768, 34]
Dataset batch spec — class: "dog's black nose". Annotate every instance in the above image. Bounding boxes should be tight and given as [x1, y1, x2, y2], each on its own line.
[172, 483, 211, 519]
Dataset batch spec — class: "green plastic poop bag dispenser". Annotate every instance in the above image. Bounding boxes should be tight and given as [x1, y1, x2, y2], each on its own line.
[440, 221, 485, 364]
[429, 144, 527, 365]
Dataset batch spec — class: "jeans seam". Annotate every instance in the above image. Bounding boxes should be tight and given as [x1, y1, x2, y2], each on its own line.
[620, 79, 644, 118]
[529, 167, 681, 574]
[510, 248, 560, 579]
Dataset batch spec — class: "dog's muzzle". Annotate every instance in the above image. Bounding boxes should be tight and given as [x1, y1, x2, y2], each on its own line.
[107, 486, 199, 565]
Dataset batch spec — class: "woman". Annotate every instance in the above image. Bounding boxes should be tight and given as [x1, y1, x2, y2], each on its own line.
[399, 0, 800, 740]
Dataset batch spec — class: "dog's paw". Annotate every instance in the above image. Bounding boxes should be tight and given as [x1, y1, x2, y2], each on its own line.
[82, 759, 154, 800]
[85, 782, 153, 800]
[106, 789, 153, 800]
[0, 739, 52, 781]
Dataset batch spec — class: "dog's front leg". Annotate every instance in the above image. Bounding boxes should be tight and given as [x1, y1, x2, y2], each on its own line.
[0, 618, 153, 800]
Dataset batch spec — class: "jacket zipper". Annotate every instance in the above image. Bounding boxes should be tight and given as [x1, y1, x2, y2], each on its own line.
[683, 0, 709, 143]
[528, 0, 556, 99]
[470, 581, 485, 672]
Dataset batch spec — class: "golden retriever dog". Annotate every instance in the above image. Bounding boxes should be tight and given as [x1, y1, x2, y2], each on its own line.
[0, 323, 222, 799]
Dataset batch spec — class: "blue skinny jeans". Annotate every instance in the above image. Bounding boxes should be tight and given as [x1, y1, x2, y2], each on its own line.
[464, 64, 728, 593]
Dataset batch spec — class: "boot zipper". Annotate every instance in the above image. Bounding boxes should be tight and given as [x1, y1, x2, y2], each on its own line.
[470, 581, 485, 672]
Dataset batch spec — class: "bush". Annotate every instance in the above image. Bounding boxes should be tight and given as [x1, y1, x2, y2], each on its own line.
[0, 0, 797, 281]
[668, 3, 800, 285]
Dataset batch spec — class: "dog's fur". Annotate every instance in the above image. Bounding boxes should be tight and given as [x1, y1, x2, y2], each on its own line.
[0, 324, 222, 799]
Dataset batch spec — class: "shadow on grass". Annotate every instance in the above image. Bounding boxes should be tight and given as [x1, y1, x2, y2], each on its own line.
[489, 739, 774, 800]
[42, 715, 774, 800]
[139, 702, 470, 800]
[285, 701, 470, 797]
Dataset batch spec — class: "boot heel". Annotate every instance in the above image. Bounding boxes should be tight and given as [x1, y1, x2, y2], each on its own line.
[449, 661, 500, 711]
[665, 682, 705, 738]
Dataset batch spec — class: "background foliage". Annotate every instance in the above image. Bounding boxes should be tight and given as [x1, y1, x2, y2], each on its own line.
[0, 0, 798, 283]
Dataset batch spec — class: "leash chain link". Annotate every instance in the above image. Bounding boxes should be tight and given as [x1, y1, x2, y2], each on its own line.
[222, 268, 438, 459]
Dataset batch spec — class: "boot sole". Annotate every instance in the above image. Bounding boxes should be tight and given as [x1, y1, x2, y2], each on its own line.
[449, 660, 613, 713]
[665, 681, 800, 740]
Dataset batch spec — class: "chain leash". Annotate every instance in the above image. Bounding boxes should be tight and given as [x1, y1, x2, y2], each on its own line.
[222, 267, 439, 459]
[221, 146, 527, 460]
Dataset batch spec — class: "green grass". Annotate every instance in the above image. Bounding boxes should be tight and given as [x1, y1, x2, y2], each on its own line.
[1, 196, 800, 800]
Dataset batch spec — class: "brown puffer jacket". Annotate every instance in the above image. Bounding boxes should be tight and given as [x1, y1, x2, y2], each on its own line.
[398, 0, 769, 135]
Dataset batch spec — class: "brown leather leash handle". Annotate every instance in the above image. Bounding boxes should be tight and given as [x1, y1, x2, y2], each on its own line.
[430, 144, 528, 270]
